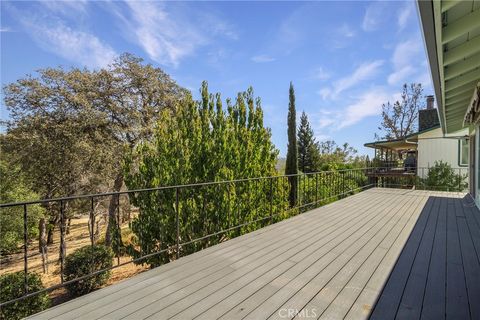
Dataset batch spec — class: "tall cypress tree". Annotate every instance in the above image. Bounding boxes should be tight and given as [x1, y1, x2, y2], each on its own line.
[298, 111, 320, 173]
[285, 82, 298, 207]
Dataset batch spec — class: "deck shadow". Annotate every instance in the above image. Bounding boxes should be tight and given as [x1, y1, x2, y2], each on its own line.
[369, 195, 480, 320]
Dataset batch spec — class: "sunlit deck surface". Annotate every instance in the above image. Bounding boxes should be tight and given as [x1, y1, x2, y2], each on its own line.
[29, 188, 480, 320]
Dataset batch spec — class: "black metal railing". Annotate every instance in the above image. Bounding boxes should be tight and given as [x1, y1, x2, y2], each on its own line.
[0, 166, 469, 308]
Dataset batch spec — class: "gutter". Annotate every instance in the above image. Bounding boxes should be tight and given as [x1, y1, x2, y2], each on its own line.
[417, 0, 446, 133]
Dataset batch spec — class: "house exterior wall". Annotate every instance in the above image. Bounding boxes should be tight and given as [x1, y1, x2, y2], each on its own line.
[417, 128, 468, 175]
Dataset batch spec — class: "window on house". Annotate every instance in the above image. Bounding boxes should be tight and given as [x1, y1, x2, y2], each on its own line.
[459, 138, 468, 166]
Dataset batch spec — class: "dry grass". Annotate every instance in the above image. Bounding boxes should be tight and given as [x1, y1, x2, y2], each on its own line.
[0, 216, 149, 307]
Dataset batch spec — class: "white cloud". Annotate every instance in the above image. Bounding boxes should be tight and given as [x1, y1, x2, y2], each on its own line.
[339, 89, 390, 128]
[362, 2, 388, 32]
[397, 3, 413, 31]
[312, 88, 392, 131]
[122, 2, 204, 67]
[330, 23, 357, 49]
[320, 60, 384, 99]
[198, 12, 238, 41]
[251, 54, 275, 63]
[319, 88, 332, 100]
[318, 117, 335, 128]
[339, 23, 356, 38]
[387, 38, 422, 85]
[21, 19, 117, 68]
[0, 27, 11, 32]
[313, 67, 331, 81]
[41, 0, 88, 16]
[388, 66, 416, 85]
[111, 1, 236, 67]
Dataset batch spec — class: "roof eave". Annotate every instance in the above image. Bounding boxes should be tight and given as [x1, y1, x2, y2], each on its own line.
[417, 0, 447, 133]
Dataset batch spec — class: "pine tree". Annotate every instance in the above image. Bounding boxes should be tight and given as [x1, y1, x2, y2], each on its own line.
[297, 111, 320, 173]
[285, 82, 298, 207]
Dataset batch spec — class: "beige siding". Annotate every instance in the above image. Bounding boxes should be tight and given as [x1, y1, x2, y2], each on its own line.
[417, 128, 467, 171]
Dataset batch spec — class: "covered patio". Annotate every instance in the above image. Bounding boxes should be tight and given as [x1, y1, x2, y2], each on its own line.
[27, 188, 480, 319]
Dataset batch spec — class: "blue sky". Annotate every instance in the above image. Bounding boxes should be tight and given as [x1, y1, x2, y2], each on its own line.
[0, 1, 432, 157]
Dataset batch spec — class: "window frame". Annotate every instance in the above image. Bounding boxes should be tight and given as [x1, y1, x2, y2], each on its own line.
[458, 138, 469, 167]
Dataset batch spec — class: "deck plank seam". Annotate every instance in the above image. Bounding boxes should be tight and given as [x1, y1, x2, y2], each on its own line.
[338, 194, 429, 320]
[393, 194, 436, 319]
[214, 193, 414, 320]
[454, 198, 473, 320]
[369, 193, 436, 319]
[157, 191, 405, 320]
[104, 191, 388, 320]
[264, 194, 416, 320]
[302, 191, 425, 319]
[44, 190, 382, 319]
[232, 193, 413, 320]
[116, 190, 394, 320]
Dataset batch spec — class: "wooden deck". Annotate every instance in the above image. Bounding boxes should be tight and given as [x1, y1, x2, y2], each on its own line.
[28, 188, 480, 320]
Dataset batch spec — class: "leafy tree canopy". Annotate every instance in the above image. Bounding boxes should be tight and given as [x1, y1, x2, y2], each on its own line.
[0, 160, 44, 254]
[377, 83, 425, 140]
[1, 53, 185, 245]
[124, 82, 285, 267]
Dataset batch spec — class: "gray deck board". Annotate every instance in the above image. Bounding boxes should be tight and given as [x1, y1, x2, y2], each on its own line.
[421, 197, 447, 320]
[27, 188, 480, 320]
[445, 198, 470, 320]
[371, 194, 479, 320]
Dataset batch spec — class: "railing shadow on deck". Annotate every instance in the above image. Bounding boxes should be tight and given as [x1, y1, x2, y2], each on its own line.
[369, 194, 480, 320]
[0, 166, 469, 311]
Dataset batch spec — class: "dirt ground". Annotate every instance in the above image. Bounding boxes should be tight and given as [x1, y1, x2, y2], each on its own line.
[0, 216, 149, 306]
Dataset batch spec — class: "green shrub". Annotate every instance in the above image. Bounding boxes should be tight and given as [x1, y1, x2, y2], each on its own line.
[0, 272, 50, 320]
[424, 161, 468, 191]
[63, 245, 114, 296]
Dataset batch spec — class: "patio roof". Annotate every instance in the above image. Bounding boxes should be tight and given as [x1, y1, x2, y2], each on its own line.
[364, 126, 440, 151]
[417, 0, 480, 133]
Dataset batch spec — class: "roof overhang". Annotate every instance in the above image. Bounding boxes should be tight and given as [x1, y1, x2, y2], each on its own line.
[364, 125, 440, 151]
[364, 138, 418, 151]
[463, 82, 480, 125]
[417, 0, 480, 133]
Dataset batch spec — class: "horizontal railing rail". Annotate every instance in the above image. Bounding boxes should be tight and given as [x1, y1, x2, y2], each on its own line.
[0, 166, 469, 309]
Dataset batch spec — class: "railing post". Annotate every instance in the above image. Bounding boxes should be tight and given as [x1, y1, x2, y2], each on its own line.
[315, 173, 318, 205]
[303, 174, 306, 207]
[269, 178, 273, 223]
[116, 195, 121, 265]
[60, 200, 65, 283]
[175, 187, 180, 259]
[23, 204, 28, 294]
[90, 197, 95, 247]
[227, 183, 231, 229]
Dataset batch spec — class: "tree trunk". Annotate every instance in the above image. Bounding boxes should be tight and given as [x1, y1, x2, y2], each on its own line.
[66, 218, 72, 235]
[105, 172, 123, 246]
[39, 218, 48, 273]
[46, 215, 58, 245]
